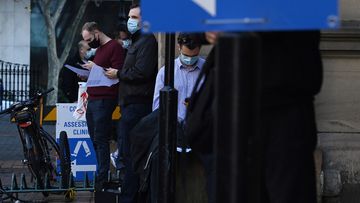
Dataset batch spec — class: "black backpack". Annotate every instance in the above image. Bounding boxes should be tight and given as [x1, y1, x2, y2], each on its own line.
[130, 110, 185, 203]
[129, 110, 159, 203]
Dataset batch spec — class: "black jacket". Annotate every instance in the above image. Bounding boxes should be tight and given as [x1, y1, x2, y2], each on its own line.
[118, 31, 158, 105]
[58, 54, 85, 102]
[185, 31, 323, 153]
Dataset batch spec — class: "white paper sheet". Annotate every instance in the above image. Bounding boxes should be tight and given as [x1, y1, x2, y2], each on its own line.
[86, 64, 119, 87]
[64, 64, 90, 77]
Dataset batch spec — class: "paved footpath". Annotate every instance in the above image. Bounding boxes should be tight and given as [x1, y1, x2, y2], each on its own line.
[0, 115, 95, 202]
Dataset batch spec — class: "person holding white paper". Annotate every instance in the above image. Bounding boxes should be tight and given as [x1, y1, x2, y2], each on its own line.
[59, 40, 91, 102]
[81, 21, 125, 191]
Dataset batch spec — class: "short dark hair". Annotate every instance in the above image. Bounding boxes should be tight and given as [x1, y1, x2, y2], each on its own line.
[113, 24, 130, 39]
[130, 3, 140, 10]
[81, 22, 101, 33]
[78, 40, 88, 49]
[177, 33, 202, 50]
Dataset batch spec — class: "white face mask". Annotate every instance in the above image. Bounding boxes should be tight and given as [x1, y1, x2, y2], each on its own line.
[122, 39, 132, 49]
[180, 52, 199, 66]
[127, 18, 140, 34]
[85, 48, 96, 60]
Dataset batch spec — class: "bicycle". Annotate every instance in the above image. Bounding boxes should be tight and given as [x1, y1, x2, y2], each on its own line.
[0, 88, 71, 197]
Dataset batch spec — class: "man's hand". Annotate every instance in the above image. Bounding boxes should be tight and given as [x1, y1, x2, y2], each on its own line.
[205, 32, 220, 44]
[105, 68, 118, 79]
[77, 74, 88, 81]
[82, 61, 95, 70]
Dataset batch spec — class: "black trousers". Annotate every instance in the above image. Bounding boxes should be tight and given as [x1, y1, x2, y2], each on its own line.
[119, 103, 152, 203]
[86, 99, 117, 183]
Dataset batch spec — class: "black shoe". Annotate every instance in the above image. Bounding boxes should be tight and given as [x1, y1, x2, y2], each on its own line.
[95, 179, 105, 192]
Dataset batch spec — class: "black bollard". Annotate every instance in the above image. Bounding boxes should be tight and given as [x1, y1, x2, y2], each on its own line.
[158, 33, 178, 203]
[0, 79, 3, 109]
[214, 32, 263, 203]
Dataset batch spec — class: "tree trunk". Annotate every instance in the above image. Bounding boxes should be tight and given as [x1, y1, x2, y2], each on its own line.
[38, 0, 90, 105]
[45, 23, 61, 104]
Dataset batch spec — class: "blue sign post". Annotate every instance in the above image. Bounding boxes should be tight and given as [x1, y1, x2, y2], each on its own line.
[143, 0, 338, 32]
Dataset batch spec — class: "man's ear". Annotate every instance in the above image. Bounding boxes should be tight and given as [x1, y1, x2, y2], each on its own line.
[94, 31, 99, 39]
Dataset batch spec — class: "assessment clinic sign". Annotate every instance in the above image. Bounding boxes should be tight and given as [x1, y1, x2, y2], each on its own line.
[56, 103, 96, 181]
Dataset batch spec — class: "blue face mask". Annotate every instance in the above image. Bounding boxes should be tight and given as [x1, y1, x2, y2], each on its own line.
[122, 39, 132, 49]
[85, 48, 96, 60]
[127, 18, 140, 34]
[180, 53, 199, 66]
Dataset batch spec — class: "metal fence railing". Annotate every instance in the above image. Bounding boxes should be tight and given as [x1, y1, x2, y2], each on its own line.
[0, 60, 30, 111]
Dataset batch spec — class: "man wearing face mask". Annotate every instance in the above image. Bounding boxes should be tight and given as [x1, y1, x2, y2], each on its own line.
[80, 21, 125, 191]
[104, 3, 158, 203]
[152, 33, 205, 121]
[114, 27, 132, 51]
[59, 40, 93, 102]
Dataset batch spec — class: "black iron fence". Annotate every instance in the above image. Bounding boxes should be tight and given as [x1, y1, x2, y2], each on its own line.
[0, 60, 31, 111]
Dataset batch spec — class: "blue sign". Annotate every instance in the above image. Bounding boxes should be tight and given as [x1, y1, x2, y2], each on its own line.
[142, 0, 338, 32]
[57, 138, 97, 181]
[56, 104, 97, 181]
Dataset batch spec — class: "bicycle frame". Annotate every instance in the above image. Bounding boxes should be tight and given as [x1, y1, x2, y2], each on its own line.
[0, 88, 73, 197]
[12, 102, 56, 179]
[17, 122, 55, 166]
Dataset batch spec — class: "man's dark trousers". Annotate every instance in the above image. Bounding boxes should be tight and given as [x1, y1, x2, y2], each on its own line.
[119, 103, 152, 203]
[86, 99, 117, 187]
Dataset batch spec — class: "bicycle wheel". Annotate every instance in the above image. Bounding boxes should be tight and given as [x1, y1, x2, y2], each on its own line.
[23, 128, 48, 196]
[40, 129, 61, 180]
[59, 131, 71, 188]
[40, 129, 71, 189]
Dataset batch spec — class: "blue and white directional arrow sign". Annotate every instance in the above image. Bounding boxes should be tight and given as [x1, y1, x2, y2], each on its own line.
[142, 0, 338, 32]
[193, 0, 216, 16]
